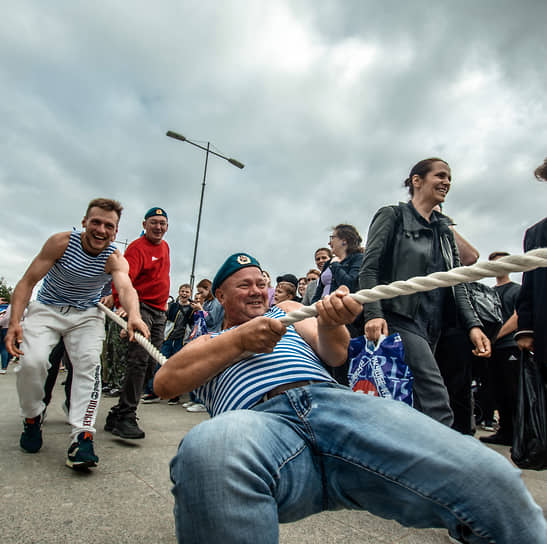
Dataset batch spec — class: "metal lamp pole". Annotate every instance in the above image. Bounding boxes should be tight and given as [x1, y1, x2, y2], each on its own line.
[166, 130, 245, 290]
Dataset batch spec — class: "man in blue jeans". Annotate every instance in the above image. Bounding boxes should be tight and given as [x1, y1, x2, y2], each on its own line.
[155, 253, 547, 544]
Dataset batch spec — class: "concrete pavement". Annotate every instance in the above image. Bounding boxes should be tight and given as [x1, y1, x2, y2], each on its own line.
[1, 365, 546, 543]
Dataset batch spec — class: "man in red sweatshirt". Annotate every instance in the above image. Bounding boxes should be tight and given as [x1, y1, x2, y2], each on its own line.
[105, 207, 170, 439]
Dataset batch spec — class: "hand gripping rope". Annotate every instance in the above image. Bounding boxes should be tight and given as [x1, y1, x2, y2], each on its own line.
[98, 248, 547, 365]
[97, 302, 168, 365]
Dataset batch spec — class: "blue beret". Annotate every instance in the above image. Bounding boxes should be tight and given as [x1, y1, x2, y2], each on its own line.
[212, 253, 261, 294]
[144, 207, 168, 220]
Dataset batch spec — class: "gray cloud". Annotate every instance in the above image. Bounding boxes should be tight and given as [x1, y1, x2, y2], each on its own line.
[1, 0, 546, 292]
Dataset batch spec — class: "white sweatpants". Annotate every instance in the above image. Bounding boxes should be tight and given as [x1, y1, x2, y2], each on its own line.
[15, 301, 105, 440]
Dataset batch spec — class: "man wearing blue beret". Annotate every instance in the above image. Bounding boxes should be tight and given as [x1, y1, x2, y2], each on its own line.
[105, 207, 170, 439]
[155, 252, 546, 544]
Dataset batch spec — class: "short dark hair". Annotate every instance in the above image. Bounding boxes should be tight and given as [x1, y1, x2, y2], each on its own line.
[534, 158, 547, 182]
[277, 282, 296, 298]
[333, 224, 363, 254]
[314, 247, 332, 257]
[403, 158, 449, 196]
[86, 198, 123, 221]
[488, 251, 510, 261]
[178, 283, 191, 290]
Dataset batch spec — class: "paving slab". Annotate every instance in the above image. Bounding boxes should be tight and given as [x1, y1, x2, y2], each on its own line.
[1, 366, 545, 543]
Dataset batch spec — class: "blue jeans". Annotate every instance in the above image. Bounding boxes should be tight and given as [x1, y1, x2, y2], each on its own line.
[170, 382, 546, 543]
[144, 337, 184, 395]
[0, 328, 9, 369]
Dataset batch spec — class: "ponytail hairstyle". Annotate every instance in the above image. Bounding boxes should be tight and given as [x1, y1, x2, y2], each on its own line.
[403, 158, 449, 196]
[332, 224, 363, 254]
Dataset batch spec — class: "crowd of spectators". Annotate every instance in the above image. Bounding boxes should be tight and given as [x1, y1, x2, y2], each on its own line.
[2, 157, 547, 542]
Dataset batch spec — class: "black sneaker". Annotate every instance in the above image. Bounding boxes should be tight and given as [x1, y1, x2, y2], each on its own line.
[20, 415, 43, 453]
[479, 432, 512, 446]
[66, 432, 99, 470]
[141, 393, 160, 404]
[167, 396, 180, 405]
[104, 407, 120, 433]
[112, 415, 145, 439]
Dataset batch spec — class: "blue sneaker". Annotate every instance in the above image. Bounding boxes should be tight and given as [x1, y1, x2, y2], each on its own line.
[20, 415, 43, 453]
[66, 432, 98, 470]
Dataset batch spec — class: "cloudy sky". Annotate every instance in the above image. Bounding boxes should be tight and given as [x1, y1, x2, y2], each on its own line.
[1, 0, 546, 294]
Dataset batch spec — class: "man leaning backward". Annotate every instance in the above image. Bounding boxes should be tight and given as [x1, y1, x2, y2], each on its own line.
[155, 252, 547, 544]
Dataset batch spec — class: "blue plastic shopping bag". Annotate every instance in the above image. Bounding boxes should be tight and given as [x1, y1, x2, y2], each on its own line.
[188, 311, 208, 341]
[347, 333, 413, 406]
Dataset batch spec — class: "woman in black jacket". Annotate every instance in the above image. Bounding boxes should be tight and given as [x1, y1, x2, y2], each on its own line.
[359, 158, 491, 425]
[312, 224, 364, 384]
[312, 224, 364, 304]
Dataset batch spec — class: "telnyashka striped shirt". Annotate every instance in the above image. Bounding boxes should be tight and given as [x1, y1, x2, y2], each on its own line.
[38, 230, 116, 310]
[193, 306, 335, 416]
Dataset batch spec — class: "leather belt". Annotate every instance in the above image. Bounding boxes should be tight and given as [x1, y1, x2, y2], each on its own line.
[263, 380, 323, 401]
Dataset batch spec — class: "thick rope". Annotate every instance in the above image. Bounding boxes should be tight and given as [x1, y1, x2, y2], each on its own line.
[278, 248, 547, 326]
[98, 248, 547, 364]
[97, 302, 168, 365]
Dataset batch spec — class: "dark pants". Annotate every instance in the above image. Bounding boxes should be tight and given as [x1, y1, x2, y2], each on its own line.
[473, 357, 496, 426]
[144, 337, 185, 395]
[43, 338, 73, 409]
[115, 303, 165, 417]
[391, 325, 453, 426]
[435, 330, 474, 435]
[489, 345, 520, 439]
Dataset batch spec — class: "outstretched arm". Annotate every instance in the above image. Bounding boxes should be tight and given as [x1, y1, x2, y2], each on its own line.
[154, 316, 286, 398]
[288, 285, 363, 367]
[106, 251, 150, 340]
[5, 232, 71, 356]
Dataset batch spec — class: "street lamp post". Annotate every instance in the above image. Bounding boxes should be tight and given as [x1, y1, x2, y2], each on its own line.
[166, 130, 245, 291]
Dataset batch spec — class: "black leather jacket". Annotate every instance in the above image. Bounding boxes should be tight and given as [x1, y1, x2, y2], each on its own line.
[516, 217, 547, 363]
[358, 202, 481, 331]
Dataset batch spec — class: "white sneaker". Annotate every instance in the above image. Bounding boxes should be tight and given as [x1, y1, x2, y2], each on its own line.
[186, 403, 207, 413]
[181, 401, 195, 408]
[0, 369, 6, 374]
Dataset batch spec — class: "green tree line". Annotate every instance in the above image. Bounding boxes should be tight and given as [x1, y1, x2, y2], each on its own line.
[0, 277, 13, 303]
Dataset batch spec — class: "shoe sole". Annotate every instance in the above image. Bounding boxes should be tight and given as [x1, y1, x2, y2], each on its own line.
[141, 400, 160, 404]
[112, 428, 145, 439]
[66, 458, 97, 470]
[20, 445, 42, 454]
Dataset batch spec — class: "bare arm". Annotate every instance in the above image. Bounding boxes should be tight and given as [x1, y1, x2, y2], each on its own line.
[284, 285, 363, 367]
[450, 226, 480, 266]
[5, 232, 71, 355]
[106, 251, 150, 340]
[154, 287, 363, 398]
[495, 310, 518, 342]
[154, 316, 286, 398]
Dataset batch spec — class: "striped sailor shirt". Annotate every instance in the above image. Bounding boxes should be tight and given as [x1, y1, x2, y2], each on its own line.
[193, 306, 335, 416]
[37, 230, 116, 310]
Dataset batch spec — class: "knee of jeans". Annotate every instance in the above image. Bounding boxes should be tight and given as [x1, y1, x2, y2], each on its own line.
[465, 443, 522, 498]
[172, 411, 261, 481]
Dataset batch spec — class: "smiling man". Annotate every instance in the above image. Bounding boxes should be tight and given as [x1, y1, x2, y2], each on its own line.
[105, 206, 170, 439]
[6, 198, 149, 470]
[154, 252, 546, 544]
